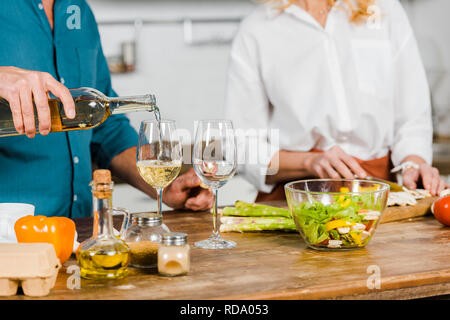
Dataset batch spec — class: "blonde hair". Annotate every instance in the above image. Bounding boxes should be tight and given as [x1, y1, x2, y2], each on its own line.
[271, 0, 376, 23]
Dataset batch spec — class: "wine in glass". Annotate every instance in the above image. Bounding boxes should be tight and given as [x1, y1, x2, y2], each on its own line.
[193, 120, 237, 249]
[136, 119, 182, 232]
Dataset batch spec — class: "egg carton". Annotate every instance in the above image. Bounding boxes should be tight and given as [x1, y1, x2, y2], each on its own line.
[0, 243, 61, 297]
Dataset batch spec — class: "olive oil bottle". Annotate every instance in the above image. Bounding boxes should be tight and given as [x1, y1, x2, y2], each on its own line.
[76, 169, 130, 280]
[0, 87, 159, 137]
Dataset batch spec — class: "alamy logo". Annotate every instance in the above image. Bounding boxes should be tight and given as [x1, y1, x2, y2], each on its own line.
[366, 265, 381, 290]
[66, 265, 81, 290]
[66, 5, 81, 30]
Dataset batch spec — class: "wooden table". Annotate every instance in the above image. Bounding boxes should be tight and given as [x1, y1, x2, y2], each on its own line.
[4, 205, 450, 300]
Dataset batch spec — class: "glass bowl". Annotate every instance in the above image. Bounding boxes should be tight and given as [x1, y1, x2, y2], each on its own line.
[285, 179, 389, 251]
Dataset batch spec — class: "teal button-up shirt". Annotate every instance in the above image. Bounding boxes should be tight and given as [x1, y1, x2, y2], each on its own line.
[0, 0, 139, 218]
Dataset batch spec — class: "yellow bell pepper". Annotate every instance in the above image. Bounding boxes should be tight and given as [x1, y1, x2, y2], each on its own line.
[336, 195, 352, 208]
[341, 198, 352, 208]
[326, 219, 352, 231]
[359, 186, 379, 192]
[350, 231, 362, 245]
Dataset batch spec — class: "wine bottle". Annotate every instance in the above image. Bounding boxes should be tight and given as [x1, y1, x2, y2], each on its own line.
[0, 87, 158, 137]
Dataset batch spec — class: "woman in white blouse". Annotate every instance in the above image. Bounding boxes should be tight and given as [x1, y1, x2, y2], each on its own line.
[225, 0, 448, 200]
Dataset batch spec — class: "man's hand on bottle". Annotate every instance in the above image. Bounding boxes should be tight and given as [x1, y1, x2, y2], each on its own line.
[0, 66, 75, 138]
[162, 169, 213, 211]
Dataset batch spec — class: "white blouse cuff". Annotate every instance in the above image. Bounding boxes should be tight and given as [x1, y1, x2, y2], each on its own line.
[391, 141, 432, 167]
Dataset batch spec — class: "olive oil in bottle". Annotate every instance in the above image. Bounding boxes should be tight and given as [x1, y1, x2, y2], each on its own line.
[77, 248, 130, 279]
[0, 87, 158, 137]
[76, 169, 131, 280]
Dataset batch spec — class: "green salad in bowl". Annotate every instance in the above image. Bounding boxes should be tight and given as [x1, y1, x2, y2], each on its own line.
[285, 179, 389, 251]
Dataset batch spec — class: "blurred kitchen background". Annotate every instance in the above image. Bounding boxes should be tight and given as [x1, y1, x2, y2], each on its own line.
[86, 0, 450, 211]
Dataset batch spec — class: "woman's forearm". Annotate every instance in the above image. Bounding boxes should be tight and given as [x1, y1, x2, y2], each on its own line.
[400, 155, 427, 165]
[265, 146, 368, 185]
[265, 150, 318, 185]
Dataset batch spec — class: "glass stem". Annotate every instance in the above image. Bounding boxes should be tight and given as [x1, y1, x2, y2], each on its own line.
[157, 187, 163, 218]
[211, 188, 219, 239]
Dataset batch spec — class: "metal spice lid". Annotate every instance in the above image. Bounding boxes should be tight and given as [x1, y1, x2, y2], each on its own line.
[93, 169, 111, 184]
[162, 232, 187, 245]
[131, 212, 162, 227]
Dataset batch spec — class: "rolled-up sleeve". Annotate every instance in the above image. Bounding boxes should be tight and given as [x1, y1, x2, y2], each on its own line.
[90, 45, 138, 169]
[224, 27, 278, 193]
[390, 2, 433, 166]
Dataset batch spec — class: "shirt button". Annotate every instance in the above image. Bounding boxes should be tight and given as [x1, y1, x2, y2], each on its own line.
[73, 194, 78, 202]
[38, 3, 44, 10]
[60, 77, 65, 84]
[73, 156, 79, 164]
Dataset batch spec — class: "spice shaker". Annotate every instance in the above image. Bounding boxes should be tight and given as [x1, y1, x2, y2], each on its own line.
[123, 213, 165, 268]
[158, 232, 190, 276]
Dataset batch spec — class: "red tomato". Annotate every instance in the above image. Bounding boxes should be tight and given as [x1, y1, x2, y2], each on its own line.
[433, 196, 450, 226]
[364, 220, 375, 231]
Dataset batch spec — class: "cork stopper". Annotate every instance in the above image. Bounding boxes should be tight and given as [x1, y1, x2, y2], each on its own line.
[92, 170, 113, 199]
[93, 169, 111, 184]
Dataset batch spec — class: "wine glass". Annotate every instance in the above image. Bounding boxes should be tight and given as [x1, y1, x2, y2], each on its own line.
[193, 120, 237, 249]
[136, 119, 182, 232]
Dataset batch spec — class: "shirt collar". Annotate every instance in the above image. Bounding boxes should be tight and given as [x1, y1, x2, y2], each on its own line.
[265, 1, 318, 22]
[266, 1, 339, 32]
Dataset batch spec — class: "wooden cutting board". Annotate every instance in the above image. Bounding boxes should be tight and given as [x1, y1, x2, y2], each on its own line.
[380, 197, 437, 223]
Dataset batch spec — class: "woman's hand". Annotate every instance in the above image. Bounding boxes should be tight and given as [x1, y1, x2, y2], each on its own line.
[163, 168, 213, 211]
[305, 146, 367, 179]
[402, 162, 449, 196]
[0, 66, 75, 138]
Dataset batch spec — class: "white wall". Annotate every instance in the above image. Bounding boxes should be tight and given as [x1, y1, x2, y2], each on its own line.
[401, 0, 450, 136]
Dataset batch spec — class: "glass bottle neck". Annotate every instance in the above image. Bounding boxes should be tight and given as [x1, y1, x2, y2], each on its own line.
[107, 94, 158, 115]
[92, 184, 115, 238]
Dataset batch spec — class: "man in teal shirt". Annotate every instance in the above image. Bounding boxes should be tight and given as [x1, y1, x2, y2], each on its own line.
[0, 0, 212, 218]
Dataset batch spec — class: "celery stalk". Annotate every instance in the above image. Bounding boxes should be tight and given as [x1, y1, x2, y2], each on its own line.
[221, 201, 291, 218]
[219, 216, 297, 233]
